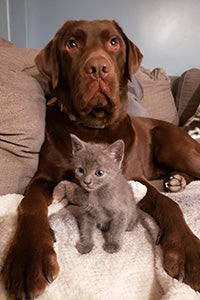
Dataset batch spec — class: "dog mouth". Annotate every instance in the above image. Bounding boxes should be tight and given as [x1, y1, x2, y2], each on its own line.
[92, 106, 108, 118]
[70, 78, 123, 127]
[89, 94, 114, 117]
[74, 89, 115, 119]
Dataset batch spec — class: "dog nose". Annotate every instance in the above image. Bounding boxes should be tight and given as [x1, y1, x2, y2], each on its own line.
[85, 57, 110, 79]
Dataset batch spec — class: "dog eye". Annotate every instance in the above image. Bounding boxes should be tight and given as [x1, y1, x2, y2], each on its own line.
[110, 38, 119, 46]
[108, 37, 120, 51]
[95, 170, 104, 177]
[68, 39, 78, 48]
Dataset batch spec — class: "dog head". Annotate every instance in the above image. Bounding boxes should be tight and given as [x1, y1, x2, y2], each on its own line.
[35, 20, 143, 128]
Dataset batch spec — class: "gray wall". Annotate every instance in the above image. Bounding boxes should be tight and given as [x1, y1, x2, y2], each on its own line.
[0, 0, 9, 40]
[1, 0, 200, 75]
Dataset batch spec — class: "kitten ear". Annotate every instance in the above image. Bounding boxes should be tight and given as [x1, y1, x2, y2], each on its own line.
[105, 140, 125, 164]
[70, 134, 85, 154]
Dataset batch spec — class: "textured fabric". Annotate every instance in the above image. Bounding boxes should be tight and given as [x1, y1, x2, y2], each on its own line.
[0, 38, 46, 195]
[1, 181, 200, 299]
[135, 67, 179, 124]
[183, 104, 200, 143]
[128, 76, 150, 117]
[175, 68, 200, 125]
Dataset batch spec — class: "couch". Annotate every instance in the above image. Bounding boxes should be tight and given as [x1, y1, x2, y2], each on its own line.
[0, 37, 200, 299]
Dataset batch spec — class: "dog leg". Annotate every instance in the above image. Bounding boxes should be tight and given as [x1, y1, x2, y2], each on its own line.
[152, 124, 200, 191]
[2, 177, 59, 299]
[137, 179, 200, 291]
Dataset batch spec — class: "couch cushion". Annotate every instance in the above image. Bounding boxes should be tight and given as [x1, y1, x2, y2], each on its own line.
[135, 67, 179, 125]
[0, 38, 46, 195]
[182, 104, 200, 143]
[175, 68, 200, 125]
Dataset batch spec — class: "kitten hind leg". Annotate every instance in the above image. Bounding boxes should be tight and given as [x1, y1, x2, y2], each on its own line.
[126, 209, 138, 231]
[126, 217, 136, 231]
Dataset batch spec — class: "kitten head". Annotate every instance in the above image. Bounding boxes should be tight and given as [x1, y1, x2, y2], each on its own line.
[70, 134, 124, 191]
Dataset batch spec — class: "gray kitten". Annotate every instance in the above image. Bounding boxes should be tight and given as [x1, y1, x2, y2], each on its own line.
[66, 134, 138, 254]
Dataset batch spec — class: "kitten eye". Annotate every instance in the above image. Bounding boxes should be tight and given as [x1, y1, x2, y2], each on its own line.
[76, 167, 84, 174]
[95, 170, 104, 177]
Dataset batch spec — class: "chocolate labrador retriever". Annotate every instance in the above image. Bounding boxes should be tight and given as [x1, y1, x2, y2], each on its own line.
[2, 19, 200, 299]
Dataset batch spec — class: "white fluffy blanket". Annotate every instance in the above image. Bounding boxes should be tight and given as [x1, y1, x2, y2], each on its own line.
[0, 181, 200, 300]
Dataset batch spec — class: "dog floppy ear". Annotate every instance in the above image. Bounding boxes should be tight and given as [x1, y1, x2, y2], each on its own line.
[126, 40, 143, 80]
[35, 37, 59, 90]
[113, 20, 143, 81]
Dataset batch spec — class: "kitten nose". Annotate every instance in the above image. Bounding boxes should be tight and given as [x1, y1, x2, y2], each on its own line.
[84, 177, 92, 186]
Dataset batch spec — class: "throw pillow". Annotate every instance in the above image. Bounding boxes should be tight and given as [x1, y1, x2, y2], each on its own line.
[135, 67, 179, 125]
[0, 38, 46, 195]
[175, 68, 200, 125]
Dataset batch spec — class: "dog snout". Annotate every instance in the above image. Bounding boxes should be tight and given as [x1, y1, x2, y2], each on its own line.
[84, 57, 111, 80]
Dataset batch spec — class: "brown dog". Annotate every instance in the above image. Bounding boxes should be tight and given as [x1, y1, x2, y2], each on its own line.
[2, 20, 200, 299]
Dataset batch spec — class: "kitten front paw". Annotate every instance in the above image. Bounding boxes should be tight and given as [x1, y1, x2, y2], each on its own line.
[76, 241, 94, 254]
[103, 242, 121, 253]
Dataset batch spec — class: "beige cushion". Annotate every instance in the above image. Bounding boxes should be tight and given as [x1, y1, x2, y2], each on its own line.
[0, 38, 46, 195]
[175, 68, 200, 125]
[135, 67, 179, 125]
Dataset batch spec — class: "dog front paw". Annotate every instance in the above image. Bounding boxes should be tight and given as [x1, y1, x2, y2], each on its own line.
[2, 221, 59, 299]
[157, 227, 200, 291]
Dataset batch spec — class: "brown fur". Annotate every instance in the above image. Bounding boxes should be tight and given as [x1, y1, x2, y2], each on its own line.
[2, 20, 200, 298]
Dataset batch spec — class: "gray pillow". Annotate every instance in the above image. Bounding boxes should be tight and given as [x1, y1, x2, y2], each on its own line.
[128, 76, 149, 117]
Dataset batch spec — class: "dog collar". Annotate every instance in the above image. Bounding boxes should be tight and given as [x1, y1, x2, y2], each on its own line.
[47, 97, 106, 129]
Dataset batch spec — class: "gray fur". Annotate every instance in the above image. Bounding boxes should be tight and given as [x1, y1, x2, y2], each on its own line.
[70, 134, 138, 254]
